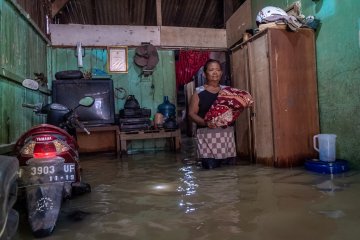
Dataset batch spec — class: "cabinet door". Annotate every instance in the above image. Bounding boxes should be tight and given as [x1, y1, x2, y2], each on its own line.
[231, 46, 252, 160]
[248, 33, 275, 166]
[268, 28, 319, 167]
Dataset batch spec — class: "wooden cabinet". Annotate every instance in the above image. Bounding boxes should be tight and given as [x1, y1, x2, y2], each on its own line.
[231, 28, 319, 167]
[76, 125, 120, 157]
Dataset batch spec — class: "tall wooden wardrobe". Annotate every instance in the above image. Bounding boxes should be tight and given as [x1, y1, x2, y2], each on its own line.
[231, 27, 320, 167]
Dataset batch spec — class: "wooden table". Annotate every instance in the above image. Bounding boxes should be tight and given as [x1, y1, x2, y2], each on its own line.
[77, 125, 120, 157]
[119, 129, 181, 154]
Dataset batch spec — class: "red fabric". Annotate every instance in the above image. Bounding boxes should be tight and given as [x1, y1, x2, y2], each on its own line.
[204, 87, 254, 128]
[175, 50, 209, 89]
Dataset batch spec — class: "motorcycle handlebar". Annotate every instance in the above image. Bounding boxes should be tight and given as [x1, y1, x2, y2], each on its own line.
[22, 103, 43, 113]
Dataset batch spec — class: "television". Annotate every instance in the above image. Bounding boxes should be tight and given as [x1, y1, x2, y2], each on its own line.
[52, 79, 115, 126]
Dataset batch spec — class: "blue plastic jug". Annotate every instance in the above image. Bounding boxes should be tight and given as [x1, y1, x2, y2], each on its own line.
[158, 96, 175, 118]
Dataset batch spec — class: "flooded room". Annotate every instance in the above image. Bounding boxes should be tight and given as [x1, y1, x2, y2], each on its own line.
[1, 0, 360, 239]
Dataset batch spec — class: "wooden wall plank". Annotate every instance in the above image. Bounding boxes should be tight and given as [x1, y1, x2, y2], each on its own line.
[50, 24, 227, 49]
[231, 46, 252, 160]
[50, 24, 161, 47]
[248, 34, 274, 165]
[160, 26, 227, 49]
[0, 0, 47, 148]
[226, 0, 252, 48]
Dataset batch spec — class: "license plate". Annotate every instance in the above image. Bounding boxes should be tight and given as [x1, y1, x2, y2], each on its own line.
[19, 163, 76, 186]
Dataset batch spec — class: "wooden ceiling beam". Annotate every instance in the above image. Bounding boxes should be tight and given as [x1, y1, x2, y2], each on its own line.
[49, 24, 227, 49]
[51, 0, 70, 17]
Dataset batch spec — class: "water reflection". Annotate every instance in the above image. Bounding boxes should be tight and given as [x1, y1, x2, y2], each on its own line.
[178, 166, 198, 213]
[315, 178, 342, 195]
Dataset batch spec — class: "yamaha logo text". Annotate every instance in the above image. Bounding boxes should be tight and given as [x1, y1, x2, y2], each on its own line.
[35, 136, 53, 142]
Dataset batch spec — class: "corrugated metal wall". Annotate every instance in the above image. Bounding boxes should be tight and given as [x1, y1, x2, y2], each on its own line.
[53, 0, 224, 28]
[50, 47, 176, 151]
[0, 0, 48, 149]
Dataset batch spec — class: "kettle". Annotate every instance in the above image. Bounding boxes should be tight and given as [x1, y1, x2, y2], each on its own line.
[124, 95, 140, 109]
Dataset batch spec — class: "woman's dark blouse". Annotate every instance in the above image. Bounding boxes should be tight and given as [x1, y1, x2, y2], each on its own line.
[197, 90, 218, 125]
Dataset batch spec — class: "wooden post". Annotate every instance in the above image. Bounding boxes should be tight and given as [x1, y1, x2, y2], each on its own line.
[156, 0, 162, 26]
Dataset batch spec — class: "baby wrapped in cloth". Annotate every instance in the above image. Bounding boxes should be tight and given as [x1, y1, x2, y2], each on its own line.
[196, 87, 253, 164]
[204, 87, 253, 127]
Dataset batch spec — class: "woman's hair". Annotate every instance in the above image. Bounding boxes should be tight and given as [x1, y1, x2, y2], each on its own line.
[203, 59, 222, 72]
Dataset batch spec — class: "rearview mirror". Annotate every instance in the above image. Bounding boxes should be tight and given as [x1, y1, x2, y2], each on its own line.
[78, 96, 95, 107]
[22, 79, 39, 90]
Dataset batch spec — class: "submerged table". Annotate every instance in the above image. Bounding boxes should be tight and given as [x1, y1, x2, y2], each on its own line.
[119, 129, 181, 154]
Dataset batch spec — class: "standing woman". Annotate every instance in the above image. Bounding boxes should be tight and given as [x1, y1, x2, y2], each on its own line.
[188, 59, 236, 169]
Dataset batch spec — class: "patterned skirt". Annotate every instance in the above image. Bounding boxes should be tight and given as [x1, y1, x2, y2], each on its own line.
[195, 126, 236, 159]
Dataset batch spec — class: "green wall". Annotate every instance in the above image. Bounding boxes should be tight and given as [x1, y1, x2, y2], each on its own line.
[251, 0, 360, 167]
[50, 48, 176, 114]
[0, 0, 177, 153]
[50, 48, 176, 151]
[0, 0, 48, 151]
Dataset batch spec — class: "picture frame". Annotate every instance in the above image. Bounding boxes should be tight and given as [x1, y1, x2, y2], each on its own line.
[108, 46, 128, 73]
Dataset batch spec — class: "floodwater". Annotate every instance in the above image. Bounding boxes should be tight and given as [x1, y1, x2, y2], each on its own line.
[13, 138, 360, 240]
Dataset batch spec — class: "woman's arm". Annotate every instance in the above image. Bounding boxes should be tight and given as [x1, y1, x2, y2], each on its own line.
[188, 92, 207, 127]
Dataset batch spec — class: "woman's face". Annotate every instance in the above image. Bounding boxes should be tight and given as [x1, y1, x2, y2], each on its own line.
[204, 62, 222, 83]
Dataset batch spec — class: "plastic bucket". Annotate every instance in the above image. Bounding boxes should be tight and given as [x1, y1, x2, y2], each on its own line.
[313, 134, 337, 162]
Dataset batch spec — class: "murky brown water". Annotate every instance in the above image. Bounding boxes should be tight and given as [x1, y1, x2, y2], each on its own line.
[13, 138, 360, 240]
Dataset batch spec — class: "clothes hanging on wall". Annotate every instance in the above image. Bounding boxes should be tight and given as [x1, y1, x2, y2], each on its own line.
[175, 50, 209, 89]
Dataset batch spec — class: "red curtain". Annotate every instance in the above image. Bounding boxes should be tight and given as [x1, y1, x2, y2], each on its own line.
[175, 50, 209, 89]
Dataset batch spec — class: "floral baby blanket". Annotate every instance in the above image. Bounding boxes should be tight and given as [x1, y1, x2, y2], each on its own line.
[204, 87, 254, 128]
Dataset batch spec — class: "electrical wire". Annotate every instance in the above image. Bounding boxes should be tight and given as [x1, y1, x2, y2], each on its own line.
[115, 87, 127, 100]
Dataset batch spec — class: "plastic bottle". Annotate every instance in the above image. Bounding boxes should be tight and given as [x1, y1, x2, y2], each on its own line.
[157, 96, 176, 119]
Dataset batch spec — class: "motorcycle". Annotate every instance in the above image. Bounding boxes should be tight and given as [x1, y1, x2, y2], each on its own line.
[0, 156, 19, 240]
[15, 79, 94, 237]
